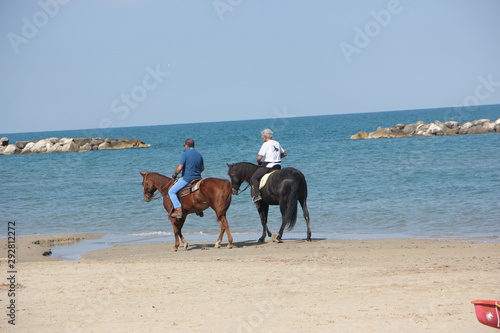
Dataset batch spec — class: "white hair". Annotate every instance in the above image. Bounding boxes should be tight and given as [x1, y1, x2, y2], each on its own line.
[261, 128, 273, 139]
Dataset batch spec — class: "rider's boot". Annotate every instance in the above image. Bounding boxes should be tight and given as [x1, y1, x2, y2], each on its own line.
[171, 207, 183, 218]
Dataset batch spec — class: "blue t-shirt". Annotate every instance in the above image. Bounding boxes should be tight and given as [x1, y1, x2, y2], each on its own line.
[179, 148, 204, 182]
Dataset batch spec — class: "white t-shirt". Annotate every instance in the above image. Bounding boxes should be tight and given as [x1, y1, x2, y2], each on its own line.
[258, 140, 285, 168]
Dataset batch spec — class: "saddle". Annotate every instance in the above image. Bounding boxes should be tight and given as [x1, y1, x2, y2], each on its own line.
[259, 170, 278, 190]
[176, 178, 203, 198]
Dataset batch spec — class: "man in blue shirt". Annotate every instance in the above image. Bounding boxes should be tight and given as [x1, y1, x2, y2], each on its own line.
[168, 139, 204, 218]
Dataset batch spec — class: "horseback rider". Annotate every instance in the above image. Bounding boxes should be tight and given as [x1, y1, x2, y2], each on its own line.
[251, 129, 287, 203]
[169, 139, 204, 218]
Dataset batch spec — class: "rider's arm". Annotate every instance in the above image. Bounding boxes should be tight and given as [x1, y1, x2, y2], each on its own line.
[281, 151, 287, 159]
[256, 155, 263, 166]
[172, 164, 183, 178]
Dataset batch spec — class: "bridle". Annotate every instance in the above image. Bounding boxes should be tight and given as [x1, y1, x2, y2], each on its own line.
[234, 182, 250, 195]
[144, 176, 176, 201]
[150, 191, 164, 201]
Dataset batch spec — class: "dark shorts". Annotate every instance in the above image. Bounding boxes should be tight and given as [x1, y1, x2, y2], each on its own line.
[251, 165, 281, 196]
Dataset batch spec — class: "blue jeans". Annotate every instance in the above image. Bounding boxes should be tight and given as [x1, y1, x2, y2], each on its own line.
[168, 178, 189, 209]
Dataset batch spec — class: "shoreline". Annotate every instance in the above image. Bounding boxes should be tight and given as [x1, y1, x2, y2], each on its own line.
[2, 231, 499, 262]
[0, 234, 498, 332]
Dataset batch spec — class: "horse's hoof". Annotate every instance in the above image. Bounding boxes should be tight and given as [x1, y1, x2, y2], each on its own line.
[271, 234, 283, 243]
[258, 238, 265, 243]
[215, 241, 221, 248]
[171, 247, 178, 252]
[183, 242, 189, 250]
[227, 243, 233, 249]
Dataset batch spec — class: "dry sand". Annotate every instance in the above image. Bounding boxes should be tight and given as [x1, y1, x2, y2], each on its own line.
[0, 234, 498, 332]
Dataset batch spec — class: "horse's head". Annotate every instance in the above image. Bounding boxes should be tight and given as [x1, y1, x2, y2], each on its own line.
[140, 172, 157, 202]
[227, 163, 244, 195]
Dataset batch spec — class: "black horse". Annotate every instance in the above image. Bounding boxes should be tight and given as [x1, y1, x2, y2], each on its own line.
[227, 162, 311, 242]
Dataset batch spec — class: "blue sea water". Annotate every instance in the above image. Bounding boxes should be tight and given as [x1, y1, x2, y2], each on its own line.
[2, 105, 499, 246]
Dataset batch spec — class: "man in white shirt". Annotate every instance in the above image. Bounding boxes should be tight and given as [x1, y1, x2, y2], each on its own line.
[251, 128, 287, 203]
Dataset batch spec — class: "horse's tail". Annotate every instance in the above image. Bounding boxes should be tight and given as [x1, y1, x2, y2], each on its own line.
[300, 171, 308, 201]
[284, 179, 300, 231]
[285, 170, 308, 231]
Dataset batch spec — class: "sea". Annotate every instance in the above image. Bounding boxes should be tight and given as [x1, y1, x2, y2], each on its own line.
[2, 105, 499, 258]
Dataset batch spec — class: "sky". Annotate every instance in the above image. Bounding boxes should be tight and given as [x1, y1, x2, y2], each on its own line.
[1, 0, 500, 134]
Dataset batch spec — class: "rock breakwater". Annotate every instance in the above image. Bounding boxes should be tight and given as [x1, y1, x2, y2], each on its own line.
[0, 137, 150, 155]
[350, 118, 500, 140]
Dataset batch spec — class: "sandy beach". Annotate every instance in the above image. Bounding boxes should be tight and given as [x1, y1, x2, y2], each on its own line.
[1, 234, 498, 332]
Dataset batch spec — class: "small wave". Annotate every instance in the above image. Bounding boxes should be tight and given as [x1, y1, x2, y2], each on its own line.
[128, 231, 173, 236]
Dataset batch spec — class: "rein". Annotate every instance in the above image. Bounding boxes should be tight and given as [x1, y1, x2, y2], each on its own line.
[149, 178, 176, 201]
[151, 191, 165, 201]
[236, 182, 251, 195]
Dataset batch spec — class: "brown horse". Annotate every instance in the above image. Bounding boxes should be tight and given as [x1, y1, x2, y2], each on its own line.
[140, 171, 234, 251]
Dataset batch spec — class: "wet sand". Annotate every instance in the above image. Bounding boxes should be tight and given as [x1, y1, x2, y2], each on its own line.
[0, 234, 498, 332]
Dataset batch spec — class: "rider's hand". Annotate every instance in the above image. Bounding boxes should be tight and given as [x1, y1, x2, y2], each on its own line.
[172, 174, 177, 179]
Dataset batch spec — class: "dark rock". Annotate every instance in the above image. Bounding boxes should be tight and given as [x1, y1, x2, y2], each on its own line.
[458, 122, 473, 134]
[48, 137, 59, 144]
[73, 138, 93, 147]
[15, 141, 29, 149]
[402, 123, 419, 136]
[61, 140, 79, 152]
[91, 138, 104, 146]
[80, 143, 92, 151]
[368, 126, 392, 139]
[98, 141, 112, 150]
[444, 121, 459, 129]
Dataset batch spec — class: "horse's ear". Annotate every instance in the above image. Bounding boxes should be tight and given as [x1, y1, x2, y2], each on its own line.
[227, 163, 233, 168]
[139, 172, 146, 177]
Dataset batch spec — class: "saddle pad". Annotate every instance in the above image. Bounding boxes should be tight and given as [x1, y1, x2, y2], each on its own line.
[177, 178, 203, 198]
[259, 170, 278, 190]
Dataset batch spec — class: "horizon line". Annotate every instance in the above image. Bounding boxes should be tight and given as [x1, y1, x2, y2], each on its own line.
[2, 103, 499, 136]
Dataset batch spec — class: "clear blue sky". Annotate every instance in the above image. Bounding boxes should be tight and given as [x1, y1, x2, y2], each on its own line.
[1, 0, 499, 134]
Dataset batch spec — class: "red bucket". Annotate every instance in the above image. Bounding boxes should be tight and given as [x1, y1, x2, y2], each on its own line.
[472, 300, 500, 329]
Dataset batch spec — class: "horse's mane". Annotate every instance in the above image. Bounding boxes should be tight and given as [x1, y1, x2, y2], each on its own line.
[232, 162, 258, 170]
[145, 172, 172, 190]
[146, 171, 170, 180]
[235, 162, 257, 168]
[230, 162, 259, 180]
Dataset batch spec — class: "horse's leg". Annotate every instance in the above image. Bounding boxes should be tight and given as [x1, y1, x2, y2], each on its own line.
[220, 214, 233, 248]
[215, 215, 232, 249]
[215, 222, 224, 249]
[275, 200, 290, 243]
[204, 180, 234, 249]
[260, 193, 272, 238]
[177, 217, 189, 250]
[256, 202, 269, 243]
[266, 224, 272, 238]
[169, 217, 181, 252]
[299, 198, 312, 242]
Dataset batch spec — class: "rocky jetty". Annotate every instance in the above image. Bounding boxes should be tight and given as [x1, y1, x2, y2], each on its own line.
[0, 137, 150, 155]
[350, 118, 500, 140]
